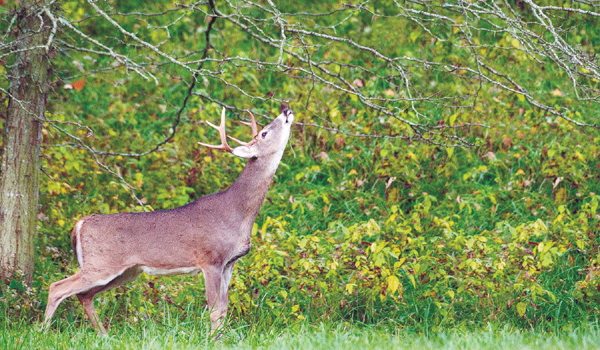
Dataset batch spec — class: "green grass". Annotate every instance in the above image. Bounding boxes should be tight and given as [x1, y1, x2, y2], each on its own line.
[3, 317, 600, 350]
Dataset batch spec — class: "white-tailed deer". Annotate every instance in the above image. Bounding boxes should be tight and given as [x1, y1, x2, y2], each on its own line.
[44, 105, 294, 335]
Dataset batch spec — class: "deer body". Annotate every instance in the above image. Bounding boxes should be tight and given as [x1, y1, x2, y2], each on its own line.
[44, 106, 294, 335]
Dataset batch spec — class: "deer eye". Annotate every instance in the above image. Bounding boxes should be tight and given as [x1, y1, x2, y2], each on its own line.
[261, 131, 268, 138]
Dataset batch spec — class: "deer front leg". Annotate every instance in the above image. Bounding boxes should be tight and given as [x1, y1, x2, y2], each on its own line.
[203, 265, 224, 334]
[216, 260, 237, 329]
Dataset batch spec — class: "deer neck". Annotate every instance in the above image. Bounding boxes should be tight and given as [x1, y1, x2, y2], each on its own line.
[224, 152, 283, 223]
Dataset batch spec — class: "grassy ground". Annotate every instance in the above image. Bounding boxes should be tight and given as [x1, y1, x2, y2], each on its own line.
[4, 318, 600, 350]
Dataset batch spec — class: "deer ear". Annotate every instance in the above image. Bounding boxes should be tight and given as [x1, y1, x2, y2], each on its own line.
[232, 145, 259, 159]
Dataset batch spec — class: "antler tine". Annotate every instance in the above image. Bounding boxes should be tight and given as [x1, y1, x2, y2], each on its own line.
[227, 110, 259, 146]
[198, 107, 233, 152]
[240, 110, 258, 138]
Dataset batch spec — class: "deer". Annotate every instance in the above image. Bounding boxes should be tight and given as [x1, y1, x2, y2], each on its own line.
[43, 105, 294, 336]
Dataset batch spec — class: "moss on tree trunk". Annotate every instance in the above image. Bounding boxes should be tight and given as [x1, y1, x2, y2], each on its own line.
[0, 0, 51, 285]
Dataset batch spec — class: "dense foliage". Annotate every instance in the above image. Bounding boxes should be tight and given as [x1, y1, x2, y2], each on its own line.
[1, 0, 599, 340]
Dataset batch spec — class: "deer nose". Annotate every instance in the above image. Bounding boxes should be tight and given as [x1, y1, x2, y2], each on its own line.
[285, 111, 294, 124]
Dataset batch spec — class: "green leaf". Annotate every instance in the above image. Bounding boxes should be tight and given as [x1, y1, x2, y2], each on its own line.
[516, 302, 526, 317]
[410, 29, 421, 42]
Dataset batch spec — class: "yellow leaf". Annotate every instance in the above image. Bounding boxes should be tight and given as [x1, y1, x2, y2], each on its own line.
[449, 113, 458, 126]
[291, 305, 299, 313]
[407, 274, 416, 289]
[446, 147, 454, 158]
[537, 242, 544, 254]
[516, 169, 525, 176]
[555, 188, 566, 203]
[387, 188, 398, 203]
[387, 275, 400, 294]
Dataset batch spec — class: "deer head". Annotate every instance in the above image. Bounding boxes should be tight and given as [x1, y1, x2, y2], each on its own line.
[198, 105, 294, 159]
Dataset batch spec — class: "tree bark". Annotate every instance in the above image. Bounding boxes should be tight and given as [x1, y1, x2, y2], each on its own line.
[0, 0, 51, 285]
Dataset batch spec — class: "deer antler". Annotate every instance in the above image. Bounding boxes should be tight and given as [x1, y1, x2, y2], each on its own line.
[242, 111, 258, 138]
[198, 107, 233, 152]
[227, 110, 258, 146]
[198, 108, 260, 151]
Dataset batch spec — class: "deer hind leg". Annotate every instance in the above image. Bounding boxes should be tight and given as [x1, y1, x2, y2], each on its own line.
[44, 267, 133, 331]
[45, 271, 91, 328]
[74, 266, 142, 335]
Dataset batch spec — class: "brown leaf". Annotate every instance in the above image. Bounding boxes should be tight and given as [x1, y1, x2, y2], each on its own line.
[353, 78, 364, 88]
[318, 151, 329, 160]
[72, 79, 85, 92]
[502, 136, 512, 149]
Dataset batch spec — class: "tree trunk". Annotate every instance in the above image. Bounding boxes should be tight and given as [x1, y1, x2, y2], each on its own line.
[0, 0, 51, 285]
